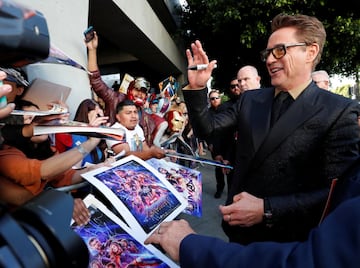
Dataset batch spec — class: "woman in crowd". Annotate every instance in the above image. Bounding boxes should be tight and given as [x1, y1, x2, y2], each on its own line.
[70, 98, 109, 167]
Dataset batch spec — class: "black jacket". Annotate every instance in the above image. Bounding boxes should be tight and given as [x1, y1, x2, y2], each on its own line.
[207, 103, 236, 159]
[184, 82, 360, 244]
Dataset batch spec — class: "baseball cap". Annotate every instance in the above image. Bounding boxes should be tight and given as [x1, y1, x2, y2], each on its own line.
[0, 67, 29, 87]
[133, 77, 150, 92]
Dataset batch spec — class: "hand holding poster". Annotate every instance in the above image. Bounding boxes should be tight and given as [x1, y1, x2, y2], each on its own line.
[72, 194, 178, 267]
[81, 155, 187, 238]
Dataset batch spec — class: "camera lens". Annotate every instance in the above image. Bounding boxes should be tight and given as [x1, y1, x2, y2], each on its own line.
[0, 190, 89, 268]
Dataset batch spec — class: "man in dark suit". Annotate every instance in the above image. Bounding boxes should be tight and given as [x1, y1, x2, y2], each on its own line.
[181, 13, 360, 244]
[145, 157, 360, 267]
[207, 89, 228, 198]
[145, 196, 360, 268]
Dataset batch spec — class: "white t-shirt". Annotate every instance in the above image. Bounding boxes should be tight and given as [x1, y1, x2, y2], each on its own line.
[106, 122, 145, 151]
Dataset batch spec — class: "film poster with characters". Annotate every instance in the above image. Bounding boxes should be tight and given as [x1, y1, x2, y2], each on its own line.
[158, 76, 179, 101]
[72, 195, 178, 268]
[146, 158, 202, 217]
[81, 155, 187, 237]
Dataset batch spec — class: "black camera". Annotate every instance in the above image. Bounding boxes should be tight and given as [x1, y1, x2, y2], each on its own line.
[0, 190, 89, 268]
[0, 0, 50, 67]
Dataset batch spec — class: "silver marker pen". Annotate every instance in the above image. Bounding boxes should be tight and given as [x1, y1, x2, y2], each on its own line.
[187, 63, 217, 70]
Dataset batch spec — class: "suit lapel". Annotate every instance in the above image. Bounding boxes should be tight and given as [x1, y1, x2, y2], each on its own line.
[250, 88, 273, 152]
[252, 84, 323, 166]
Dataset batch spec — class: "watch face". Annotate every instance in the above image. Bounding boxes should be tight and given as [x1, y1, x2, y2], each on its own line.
[263, 212, 273, 228]
[264, 212, 272, 218]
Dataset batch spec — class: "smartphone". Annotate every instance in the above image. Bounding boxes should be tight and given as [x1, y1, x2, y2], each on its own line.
[0, 80, 7, 109]
[83, 26, 94, 43]
[0, 96, 7, 108]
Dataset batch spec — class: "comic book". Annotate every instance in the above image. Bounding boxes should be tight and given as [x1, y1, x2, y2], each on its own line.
[21, 78, 71, 111]
[146, 158, 202, 217]
[33, 120, 126, 141]
[119, 73, 134, 94]
[81, 155, 188, 237]
[72, 194, 178, 267]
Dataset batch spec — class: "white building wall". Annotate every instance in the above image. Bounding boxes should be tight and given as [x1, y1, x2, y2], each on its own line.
[13, 0, 186, 116]
[15, 0, 91, 118]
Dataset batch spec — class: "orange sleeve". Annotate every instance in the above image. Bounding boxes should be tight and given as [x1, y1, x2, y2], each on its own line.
[49, 168, 76, 188]
[0, 145, 75, 196]
[0, 145, 43, 195]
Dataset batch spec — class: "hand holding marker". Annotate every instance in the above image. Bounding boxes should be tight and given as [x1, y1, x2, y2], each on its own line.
[187, 63, 218, 70]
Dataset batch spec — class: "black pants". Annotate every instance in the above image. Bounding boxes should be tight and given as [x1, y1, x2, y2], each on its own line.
[215, 166, 225, 192]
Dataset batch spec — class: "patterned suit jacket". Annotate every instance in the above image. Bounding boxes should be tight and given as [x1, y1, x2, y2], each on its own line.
[184, 82, 360, 243]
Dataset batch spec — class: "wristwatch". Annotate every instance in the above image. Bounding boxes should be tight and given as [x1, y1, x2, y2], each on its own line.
[263, 197, 273, 228]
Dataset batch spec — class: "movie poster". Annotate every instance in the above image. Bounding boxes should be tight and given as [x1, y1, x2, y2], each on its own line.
[81, 155, 187, 238]
[72, 195, 178, 268]
[146, 158, 202, 217]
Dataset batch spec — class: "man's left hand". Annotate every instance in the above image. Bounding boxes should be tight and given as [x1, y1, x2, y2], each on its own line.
[144, 219, 196, 262]
[219, 192, 264, 227]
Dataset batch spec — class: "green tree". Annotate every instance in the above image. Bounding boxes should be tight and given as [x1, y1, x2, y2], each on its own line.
[179, 0, 359, 90]
[333, 84, 352, 98]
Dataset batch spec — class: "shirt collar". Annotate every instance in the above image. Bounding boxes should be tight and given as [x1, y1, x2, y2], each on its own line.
[274, 79, 312, 100]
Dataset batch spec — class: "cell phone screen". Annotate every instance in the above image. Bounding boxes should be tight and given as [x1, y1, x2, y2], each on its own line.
[84, 26, 94, 42]
[0, 80, 6, 108]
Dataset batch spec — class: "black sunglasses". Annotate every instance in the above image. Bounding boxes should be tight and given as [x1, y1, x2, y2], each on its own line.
[260, 42, 307, 62]
[210, 97, 220, 101]
[230, 84, 239, 89]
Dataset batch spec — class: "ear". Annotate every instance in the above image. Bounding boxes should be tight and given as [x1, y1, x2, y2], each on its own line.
[306, 43, 319, 63]
[115, 113, 121, 122]
[16, 85, 25, 96]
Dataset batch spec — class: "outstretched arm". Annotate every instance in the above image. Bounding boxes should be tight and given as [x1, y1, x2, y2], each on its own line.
[126, 145, 166, 160]
[86, 31, 99, 72]
[40, 137, 100, 180]
[145, 197, 360, 268]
